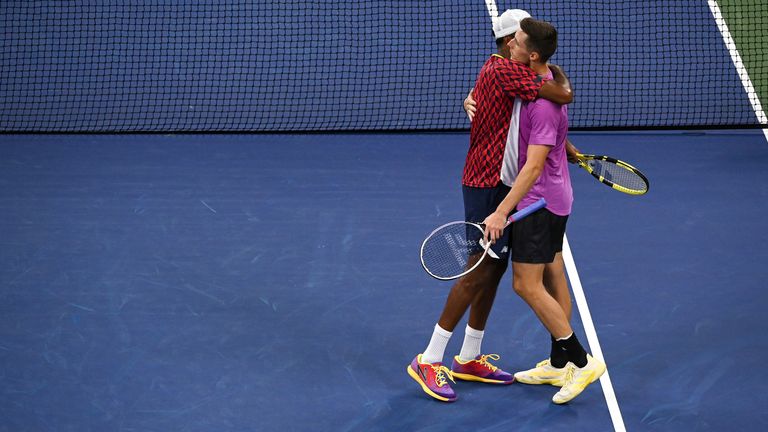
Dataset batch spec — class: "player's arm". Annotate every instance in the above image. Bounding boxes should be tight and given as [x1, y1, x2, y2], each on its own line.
[463, 87, 476, 121]
[548, 64, 572, 95]
[566, 137, 580, 163]
[538, 81, 572, 105]
[541, 64, 573, 104]
[483, 144, 551, 243]
[466, 66, 572, 119]
[499, 60, 573, 104]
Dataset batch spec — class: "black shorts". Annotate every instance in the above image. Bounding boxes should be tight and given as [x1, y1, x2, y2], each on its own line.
[511, 207, 568, 264]
[462, 184, 512, 260]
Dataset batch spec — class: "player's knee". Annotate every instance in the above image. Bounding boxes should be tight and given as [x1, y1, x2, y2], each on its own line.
[463, 279, 486, 296]
[514, 273, 543, 298]
[512, 277, 531, 298]
[453, 277, 482, 298]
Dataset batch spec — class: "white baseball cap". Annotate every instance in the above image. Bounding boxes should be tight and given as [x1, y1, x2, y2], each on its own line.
[493, 9, 532, 39]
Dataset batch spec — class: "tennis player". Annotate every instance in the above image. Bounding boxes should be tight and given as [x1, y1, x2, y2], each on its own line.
[464, 18, 587, 401]
[483, 18, 606, 404]
[407, 9, 574, 403]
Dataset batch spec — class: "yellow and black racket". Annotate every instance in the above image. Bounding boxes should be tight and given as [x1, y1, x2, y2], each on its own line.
[575, 154, 649, 195]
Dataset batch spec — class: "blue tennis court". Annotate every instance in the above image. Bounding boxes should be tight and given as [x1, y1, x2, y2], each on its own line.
[2, 0, 767, 430]
[1, 130, 766, 431]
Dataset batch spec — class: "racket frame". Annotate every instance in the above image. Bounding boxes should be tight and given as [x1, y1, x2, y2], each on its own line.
[420, 221, 488, 280]
[576, 153, 649, 195]
[419, 198, 547, 281]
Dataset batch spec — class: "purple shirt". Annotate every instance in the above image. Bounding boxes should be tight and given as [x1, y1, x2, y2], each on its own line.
[517, 71, 572, 216]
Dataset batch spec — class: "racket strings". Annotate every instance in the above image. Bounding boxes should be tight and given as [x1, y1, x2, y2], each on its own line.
[421, 223, 485, 279]
[588, 159, 647, 191]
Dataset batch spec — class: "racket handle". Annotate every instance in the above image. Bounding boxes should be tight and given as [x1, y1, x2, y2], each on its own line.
[506, 198, 547, 225]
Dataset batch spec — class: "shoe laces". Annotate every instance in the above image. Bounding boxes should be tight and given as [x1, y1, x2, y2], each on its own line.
[562, 365, 576, 386]
[478, 354, 500, 371]
[431, 364, 455, 387]
[536, 359, 552, 368]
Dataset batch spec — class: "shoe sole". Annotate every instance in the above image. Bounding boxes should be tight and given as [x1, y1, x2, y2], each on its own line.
[406, 366, 457, 402]
[452, 372, 514, 385]
[514, 375, 565, 387]
[518, 380, 565, 387]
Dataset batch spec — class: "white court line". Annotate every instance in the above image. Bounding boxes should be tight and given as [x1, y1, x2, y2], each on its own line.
[484, 0, 499, 21]
[563, 235, 626, 432]
[707, 0, 768, 126]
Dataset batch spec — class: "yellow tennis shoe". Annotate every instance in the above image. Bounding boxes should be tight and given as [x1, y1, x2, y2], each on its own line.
[552, 355, 606, 404]
[513, 358, 568, 386]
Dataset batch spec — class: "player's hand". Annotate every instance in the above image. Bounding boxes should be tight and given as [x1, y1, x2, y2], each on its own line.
[463, 92, 477, 122]
[482, 211, 507, 245]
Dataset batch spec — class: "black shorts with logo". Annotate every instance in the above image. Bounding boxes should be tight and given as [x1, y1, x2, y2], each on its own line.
[462, 184, 512, 260]
[511, 206, 568, 264]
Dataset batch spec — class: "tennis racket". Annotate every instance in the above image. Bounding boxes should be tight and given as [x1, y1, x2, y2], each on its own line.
[420, 198, 546, 281]
[575, 154, 649, 195]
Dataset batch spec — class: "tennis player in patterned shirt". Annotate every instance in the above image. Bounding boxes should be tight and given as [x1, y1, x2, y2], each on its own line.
[407, 9, 574, 403]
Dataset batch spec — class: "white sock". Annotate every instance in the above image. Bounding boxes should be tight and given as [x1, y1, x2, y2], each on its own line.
[421, 324, 452, 364]
[458, 325, 485, 361]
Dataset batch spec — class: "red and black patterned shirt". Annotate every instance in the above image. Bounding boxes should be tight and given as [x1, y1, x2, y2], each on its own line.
[462, 55, 545, 187]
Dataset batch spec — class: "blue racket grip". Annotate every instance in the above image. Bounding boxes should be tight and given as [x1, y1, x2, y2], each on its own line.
[506, 198, 547, 224]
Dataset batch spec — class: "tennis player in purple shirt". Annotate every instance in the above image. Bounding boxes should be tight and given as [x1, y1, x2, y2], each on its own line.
[483, 18, 606, 404]
[515, 71, 573, 216]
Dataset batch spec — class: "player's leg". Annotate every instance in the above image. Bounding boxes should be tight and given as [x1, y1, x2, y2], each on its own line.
[543, 253, 571, 370]
[448, 184, 516, 384]
[408, 185, 514, 401]
[456, 182, 512, 335]
[541, 223, 607, 400]
[509, 208, 572, 337]
[432, 183, 510, 348]
[544, 253, 571, 320]
[512, 262, 572, 337]
[448, 256, 514, 384]
[454, 262, 503, 367]
[435, 256, 506, 334]
[408, 254, 505, 401]
[510, 209, 604, 402]
[512, 259, 571, 385]
[425, 251, 504, 366]
[547, 253, 605, 404]
[466, 258, 506, 331]
[513, 260, 605, 402]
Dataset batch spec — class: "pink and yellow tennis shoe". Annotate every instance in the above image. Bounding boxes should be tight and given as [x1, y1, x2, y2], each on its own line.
[407, 354, 457, 402]
[451, 354, 515, 385]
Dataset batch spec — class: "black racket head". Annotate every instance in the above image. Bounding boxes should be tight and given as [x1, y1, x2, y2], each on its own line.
[420, 221, 488, 280]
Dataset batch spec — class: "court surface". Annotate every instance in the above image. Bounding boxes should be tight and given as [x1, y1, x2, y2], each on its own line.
[1, 130, 767, 431]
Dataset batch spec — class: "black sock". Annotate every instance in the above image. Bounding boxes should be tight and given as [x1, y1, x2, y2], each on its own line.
[550, 335, 568, 368]
[557, 333, 588, 368]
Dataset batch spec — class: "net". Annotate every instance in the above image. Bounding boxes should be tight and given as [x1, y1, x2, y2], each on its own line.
[1, 0, 766, 132]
